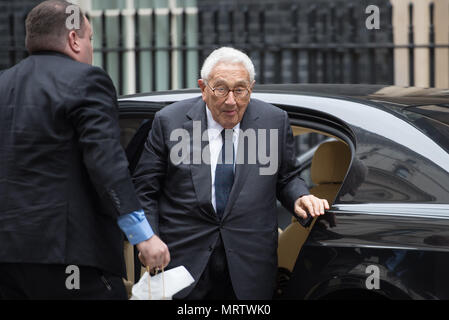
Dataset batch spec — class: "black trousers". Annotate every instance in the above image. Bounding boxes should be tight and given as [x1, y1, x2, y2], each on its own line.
[184, 236, 237, 300]
[0, 263, 127, 300]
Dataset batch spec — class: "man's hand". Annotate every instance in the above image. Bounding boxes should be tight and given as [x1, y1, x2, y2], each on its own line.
[136, 235, 170, 270]
[294, 195, 330, 219]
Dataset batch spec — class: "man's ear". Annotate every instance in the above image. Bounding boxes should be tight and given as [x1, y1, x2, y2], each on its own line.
[198, 79, 205, 90]
[67, 30, 81, 54]
[198, 79, 207, 101]
[250, 79, 256, 90]
[247, 80, 255, 102]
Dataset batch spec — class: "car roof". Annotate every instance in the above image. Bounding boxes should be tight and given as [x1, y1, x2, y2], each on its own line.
[121, 84, 449, 106]
[120, 84, 449, 127]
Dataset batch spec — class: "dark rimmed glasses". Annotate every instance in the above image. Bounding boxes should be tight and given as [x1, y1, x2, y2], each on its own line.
[207, 82, 253, 99]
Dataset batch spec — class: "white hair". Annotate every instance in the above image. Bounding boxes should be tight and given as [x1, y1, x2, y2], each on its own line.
[200, 47, 256, 83]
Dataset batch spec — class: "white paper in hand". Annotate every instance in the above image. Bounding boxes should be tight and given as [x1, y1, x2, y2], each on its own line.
[130, 266, 194, 300]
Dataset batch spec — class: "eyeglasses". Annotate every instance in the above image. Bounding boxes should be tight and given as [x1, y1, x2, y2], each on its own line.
[207, 82, 252, 99]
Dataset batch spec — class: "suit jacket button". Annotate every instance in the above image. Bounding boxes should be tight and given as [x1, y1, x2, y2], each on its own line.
[208, 246, 213, 251]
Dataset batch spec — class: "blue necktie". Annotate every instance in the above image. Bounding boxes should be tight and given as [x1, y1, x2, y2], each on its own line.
[215, 129, 235, 219]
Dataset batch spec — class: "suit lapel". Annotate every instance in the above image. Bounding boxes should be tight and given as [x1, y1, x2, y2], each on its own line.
[222, 101, 259, 220]
[184, 99, 216, 219]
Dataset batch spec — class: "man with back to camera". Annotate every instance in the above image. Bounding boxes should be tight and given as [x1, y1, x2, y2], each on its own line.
[0, 0, 169, 299]
[132, 47, 330, 300]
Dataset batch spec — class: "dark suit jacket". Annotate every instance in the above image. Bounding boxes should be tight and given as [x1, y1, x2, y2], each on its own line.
[0, 51, 141, 277]
[133, 96, 309, 299]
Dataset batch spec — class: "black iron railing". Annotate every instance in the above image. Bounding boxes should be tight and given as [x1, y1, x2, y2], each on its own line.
[1, 1, 446, 95]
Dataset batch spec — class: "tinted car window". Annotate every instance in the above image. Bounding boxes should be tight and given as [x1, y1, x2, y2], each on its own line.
[403, 107, 449, 155]
[120, 118, 147, 149]
[119, 117, 154, 174]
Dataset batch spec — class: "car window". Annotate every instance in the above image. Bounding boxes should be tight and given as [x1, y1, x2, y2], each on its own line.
[119, 116, 154, 174]
[120, 118, 151, 149]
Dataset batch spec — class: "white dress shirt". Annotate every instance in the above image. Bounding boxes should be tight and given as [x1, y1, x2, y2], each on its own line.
[206, 106, 240, 212]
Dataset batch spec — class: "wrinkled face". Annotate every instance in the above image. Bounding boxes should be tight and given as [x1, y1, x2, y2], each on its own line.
[199, 62, 254, 129]
[77, 16, 93, 65]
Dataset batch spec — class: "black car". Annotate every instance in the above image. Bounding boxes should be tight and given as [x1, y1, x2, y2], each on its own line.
[118, 84, 449, 300]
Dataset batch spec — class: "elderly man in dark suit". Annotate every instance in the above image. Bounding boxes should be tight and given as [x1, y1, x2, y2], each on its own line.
[133, 47, 329, 300]
[0, 0, 169, 299]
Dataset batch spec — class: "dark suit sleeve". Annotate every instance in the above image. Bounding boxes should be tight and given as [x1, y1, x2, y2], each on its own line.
[276, 110, 310, 222]
[132, 113, 168, 235]
[66, 66, 141, 216]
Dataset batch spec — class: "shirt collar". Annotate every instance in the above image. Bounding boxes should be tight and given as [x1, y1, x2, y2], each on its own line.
[205, 105, 240, 140]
